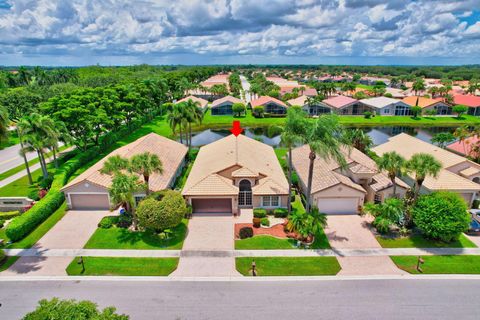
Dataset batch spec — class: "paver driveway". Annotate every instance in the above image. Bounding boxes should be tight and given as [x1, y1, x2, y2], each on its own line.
[1, 210, 111, 276]
[324, 215, 405, 276]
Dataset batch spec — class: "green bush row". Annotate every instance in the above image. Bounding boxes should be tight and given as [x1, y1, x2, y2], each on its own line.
[0, 211, 20, 220]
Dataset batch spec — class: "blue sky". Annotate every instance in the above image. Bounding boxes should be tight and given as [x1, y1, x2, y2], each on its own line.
[0, 0, 479, 66]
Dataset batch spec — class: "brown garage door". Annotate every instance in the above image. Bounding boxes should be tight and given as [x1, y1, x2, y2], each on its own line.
[70, 194, 110, 210]
[192, 199, 232, 214]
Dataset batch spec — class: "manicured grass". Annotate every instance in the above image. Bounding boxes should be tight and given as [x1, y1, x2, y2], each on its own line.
[391, 255, 480, 274]
[236, 257, 341, 276]
[376, 233, 477, 248]
[236, 235, 296, 250]
[84, 219, 188, 250]
[0, 166, 44, 197]
[0, 130, 19, 150]
[66, 257, 179, 276]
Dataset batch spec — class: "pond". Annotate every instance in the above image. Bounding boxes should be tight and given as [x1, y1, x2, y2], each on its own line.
[188, 126, 455, 148]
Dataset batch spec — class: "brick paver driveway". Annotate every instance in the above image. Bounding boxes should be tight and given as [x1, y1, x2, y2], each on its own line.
[324, 215, 405, 276]
[1, 210, 111, 276]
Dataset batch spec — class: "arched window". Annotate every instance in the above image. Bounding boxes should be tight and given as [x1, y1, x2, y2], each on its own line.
[473, 177, 480, 184]
[239, 179, 252, 191]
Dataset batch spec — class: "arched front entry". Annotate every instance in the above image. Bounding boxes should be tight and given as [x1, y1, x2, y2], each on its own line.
[239, 179, 252, 207]
[473, 177, 480, 184]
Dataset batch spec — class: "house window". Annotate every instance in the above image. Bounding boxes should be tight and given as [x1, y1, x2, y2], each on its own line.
[384, 108, 389, 114]
[262, 196, 280, 207]
[374, 193, 382, 204]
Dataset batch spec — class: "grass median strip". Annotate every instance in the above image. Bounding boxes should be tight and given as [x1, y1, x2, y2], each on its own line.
[376, 233, 476, 248]
[66, 257, 179, 276]
[391, 255, 480, 274]
[236, 257, 341, 276]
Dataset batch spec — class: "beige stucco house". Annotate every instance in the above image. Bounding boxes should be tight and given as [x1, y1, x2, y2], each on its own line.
[61, 133, 188, 210]
[182, 134, 289, 215]
[372, 133, 480, 206]
[292, 145, 409, 214]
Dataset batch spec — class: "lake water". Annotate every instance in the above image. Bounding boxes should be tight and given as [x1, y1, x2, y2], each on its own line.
[188, 126, 455, 147]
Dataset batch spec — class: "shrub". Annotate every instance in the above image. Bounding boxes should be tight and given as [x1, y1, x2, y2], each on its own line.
[252, 217, 261, 228]
[260, 217, 270, 226]
[363, 111, 372, 119]
[452, 104, 468, 118]
[0, 211, 20, 220]
[22, 298, 129, 320]
[37, 174, 54, 190]
[473, 199, 480, 209]
[0, 219, 4, 229]
[38, 189, 48, 199]
[98, 216, 118, 229]
[413, 191, 470, 242]
[117, 214, 132, 228]
[28, 189, 40, 201]
[253, 105, 265, 118]
[232, 102, 246, 116]
[266, 125, 283, 138]
[253, 208, 267, 218]
[136, 191, 186, 231]
[239, 227, 254, 239]
[273, 208, 288, 218]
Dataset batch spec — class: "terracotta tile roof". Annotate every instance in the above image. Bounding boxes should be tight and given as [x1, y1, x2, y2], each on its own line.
[370, 173, 409, 192]
[453, 94, 480, 107]
[250, 96, 288, 108]
[447, 135, 480, 157]
[62, 133, 188, 192]
[232, 167, 258, 178]
[402, 96, 442, 108]
[177, 95, 208, 109]
[323, 96, 358, 109]
[182, 135, 289, 196]
[460, 167, 480, 177]
[287, 95, 308, 106]
[211, 95, 244, 108]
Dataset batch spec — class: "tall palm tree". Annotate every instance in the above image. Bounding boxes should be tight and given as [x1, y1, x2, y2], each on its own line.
[303, 115, 349, 213]
[376, 151, 406, 198]
[454, 126, 470, 155]
[167, 103, 184, 144]
[406, 153, 442, 202]
[109, 173, 142, 230]
[100, 155, 129, 175]
[182, 99, 203, 148]
[130, 152, 163, 195]
[412, 78, 426, 96]
[344, 129, 373, 153]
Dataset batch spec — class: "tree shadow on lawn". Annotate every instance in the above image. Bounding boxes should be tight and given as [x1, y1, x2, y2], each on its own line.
[115, 222, 187, 249]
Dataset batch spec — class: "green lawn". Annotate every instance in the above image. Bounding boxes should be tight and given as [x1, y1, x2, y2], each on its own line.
[0, 130, 19, 150]
[376, 233, 477, 248]
[391, 255, 480, 274]
[66, 257, 179, 276]
[84, 219, 188, 250]
[0, 166, 44, 197]
[274, 148, 288, 168]
[236, 257, 341, 276]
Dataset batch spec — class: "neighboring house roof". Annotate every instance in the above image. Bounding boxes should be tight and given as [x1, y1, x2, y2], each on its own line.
[201, 74, 230, 88]
[279, 86, 317, 96]
[177, 95, 209, 109]
[453, 94, 480, 108]
[182, 134, 289, 196]
[62, 133, 188, 192]
[360, 97, 406, 109]
[447, 135, 480, 157]
[402, 96, 443, 108]
[385, 88, 407, 98]
[211, 95, 244, 108]
[287, 95, 309, 106]
[292, 145, 408, 195]
[372, 133, 480, 192]
[250, 96, 288, 108]
[323, 96, 358, 109]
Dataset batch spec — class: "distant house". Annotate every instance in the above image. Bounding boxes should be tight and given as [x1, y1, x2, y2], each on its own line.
[385, 87, 407, 98]
[373, 133, 480, 207]
[210, 96, 244, 116]
[402, 96, 451, 115]
[249, 96, 288, 115]
[280, 86, 317, 97]
[323, 96, 373, 115]
[292, 145, 409, 214]
[176, 95, 209, 111]
[453, 95, 480, 116]
[447, 135, 480, 158]
[287, 95, 331, 116]
[360, 97, 412, 116]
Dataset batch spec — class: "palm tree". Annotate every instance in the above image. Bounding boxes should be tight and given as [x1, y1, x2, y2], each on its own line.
[376, 151, 406, 198]
[454, 126, 470, 156]
[406, 153, 442, 202]
[100, 155, 129, 175]
[302, 115, 349, 213]
[167, 103, 184, 144]
[182, 99, 203, 148]
[344, 129, 373, 153]
[286, 206, 327, 243]
[130, 152, 163, 195]
[412, 78, 426, 96]
[109, 173, 142, 230]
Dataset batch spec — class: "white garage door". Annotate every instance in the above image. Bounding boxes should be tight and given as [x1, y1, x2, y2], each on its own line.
[317, 198, 359, 215]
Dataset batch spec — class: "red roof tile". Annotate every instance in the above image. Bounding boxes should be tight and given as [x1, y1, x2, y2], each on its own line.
[323, 96, 358, 109]
[453, 95, 480, 108]
[250, 96, 288, 108]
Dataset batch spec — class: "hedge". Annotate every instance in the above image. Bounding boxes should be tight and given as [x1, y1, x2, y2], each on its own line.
[0, 211, 20, 220]
[253, 208, 267, 218]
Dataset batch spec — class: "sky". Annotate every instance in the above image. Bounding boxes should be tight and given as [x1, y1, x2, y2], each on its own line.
[0, 0, 480, 66]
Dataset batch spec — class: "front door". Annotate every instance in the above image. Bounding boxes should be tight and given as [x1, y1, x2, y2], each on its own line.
[238, 179, 252, 207]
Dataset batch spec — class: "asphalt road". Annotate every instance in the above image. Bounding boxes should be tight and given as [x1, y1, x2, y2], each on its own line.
[0, 279, 477, 319]
[0, 143, 38, 174]
[240, 75, 252, 102]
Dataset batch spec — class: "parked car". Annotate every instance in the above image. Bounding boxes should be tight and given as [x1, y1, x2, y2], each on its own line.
[468, 209, 480, 234]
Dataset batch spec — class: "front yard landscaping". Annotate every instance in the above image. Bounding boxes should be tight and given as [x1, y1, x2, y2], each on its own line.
[66, 257, 179, 276]
[376, 233, 477, 248]
[83, 219, 188, 250]
[391, 255, 480, 274]
[236, 257, 341, 276]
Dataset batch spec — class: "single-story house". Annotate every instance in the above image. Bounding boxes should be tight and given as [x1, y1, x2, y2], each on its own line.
[249, 96, 288, 115]
[211, 96, 244, 115]
[323, 96, 373, 115]
[287, 95, 331, 116]
[292, 145, 409, 215]
[176, 95, 209, 110]
[360, 97, 412, 116]
[385, 87, 407, 98]
[447, 135, 480, 158]
[62, 133, 188, 210]
[453, 94, 480, 116]
[182, 134, 289, 215]
[402, 96, 452, 115]
[372, 133, 480, 207]
[280, 86, 317, 97]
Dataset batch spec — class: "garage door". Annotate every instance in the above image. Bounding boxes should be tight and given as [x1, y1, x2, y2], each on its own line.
[317, 198, 359, 215]
[192, 199, 232, 214]
[70, 194, 110, 210]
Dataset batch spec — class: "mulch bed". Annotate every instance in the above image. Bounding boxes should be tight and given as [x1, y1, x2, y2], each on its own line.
[235, 220, 297, 239]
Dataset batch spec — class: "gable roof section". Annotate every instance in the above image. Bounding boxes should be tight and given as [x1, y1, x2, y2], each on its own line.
[62, 133, 188, 192]
[250, 96, 288, 108]
[211, 95, 244, 108]
[453, 94, 480, 108]
[323, 96, 358, 109]
[177, 95, 208, 109]
[360, 97, 406, 109]
[447, 135, 480, 157]
[402, 96, 442, 108]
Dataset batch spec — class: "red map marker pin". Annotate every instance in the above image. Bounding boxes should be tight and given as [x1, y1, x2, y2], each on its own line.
[230, 120, 243, 137]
